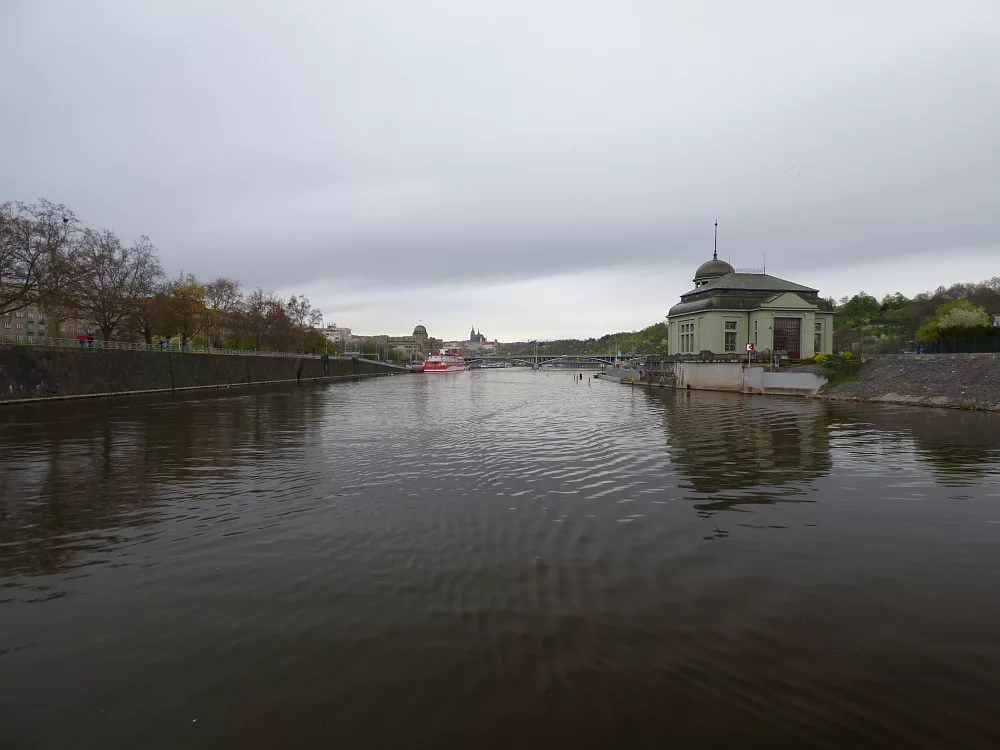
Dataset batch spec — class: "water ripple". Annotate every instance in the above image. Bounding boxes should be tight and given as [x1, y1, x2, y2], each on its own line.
[1, 374, 1000, 748]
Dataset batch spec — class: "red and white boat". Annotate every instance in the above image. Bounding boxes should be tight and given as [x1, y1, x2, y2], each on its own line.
[422, 351, 467, 373]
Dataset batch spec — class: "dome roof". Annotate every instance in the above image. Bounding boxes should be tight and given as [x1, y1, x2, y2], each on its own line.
[694, 256, 735, 281]
[413, 324, 427, 335]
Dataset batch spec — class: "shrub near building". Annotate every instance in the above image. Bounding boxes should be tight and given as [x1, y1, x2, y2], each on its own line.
[814, 352, 860, 387]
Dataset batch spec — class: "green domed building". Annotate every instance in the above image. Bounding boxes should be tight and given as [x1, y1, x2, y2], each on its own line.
[666, 251, 834, 360]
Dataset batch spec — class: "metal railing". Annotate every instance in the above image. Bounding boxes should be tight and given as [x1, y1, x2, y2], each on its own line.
[0, 333, 327, 359]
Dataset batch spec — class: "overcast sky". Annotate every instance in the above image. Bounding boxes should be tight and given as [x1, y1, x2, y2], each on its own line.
[2, 0, 997, 341]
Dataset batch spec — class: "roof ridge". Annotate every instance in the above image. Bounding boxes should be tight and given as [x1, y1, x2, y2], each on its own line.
[679, 271, 818, 298]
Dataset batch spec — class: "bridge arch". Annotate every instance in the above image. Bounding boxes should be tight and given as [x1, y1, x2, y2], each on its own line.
[464, 357, 536, 368]
[463, 353, 623, 368]
[536, 355, 612, 367]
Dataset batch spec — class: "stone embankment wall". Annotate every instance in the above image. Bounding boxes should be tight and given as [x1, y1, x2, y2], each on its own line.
[0, 346, 401, 404]
[822, 354, 1000, 411]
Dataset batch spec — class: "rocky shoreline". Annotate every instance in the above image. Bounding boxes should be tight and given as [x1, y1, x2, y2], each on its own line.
[820, 355, 1000, 412]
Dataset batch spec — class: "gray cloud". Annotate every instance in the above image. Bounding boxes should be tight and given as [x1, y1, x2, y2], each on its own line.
[2, 0, 998, 337]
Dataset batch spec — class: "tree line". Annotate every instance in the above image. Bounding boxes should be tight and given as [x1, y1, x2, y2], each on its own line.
[833, 278, 1000, 350]
[507, 277, 1000, 357]
[1, 199, 334, 353]
[506, 322, 669, 357]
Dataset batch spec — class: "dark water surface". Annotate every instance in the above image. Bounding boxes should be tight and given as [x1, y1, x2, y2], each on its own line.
[3, 371, 1000, 749]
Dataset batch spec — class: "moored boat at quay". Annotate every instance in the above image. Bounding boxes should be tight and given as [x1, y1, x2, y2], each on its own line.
[422, 351, 467, 373]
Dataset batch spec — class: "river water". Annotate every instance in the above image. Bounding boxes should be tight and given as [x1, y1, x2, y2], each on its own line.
[2, 371, 1000, 749]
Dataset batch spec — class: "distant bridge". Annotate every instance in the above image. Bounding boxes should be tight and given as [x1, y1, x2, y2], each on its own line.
[465, 354, 638, 369]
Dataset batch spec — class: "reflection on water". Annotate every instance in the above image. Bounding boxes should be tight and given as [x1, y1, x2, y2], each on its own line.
[2, 373, 1000, 749]
[652, 390, 833, 513]
[0, 386, 327, 578]
[825, 405, 1000, 486]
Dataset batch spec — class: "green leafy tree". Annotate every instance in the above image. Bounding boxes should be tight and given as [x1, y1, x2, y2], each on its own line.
[880, 292, 909, 311]
[159, 273, 205, 346]
[916, 300, 992, 342]
[836, 292, 880, 327]
[302, 327, 335, 354]
[938, 306, 990, 330]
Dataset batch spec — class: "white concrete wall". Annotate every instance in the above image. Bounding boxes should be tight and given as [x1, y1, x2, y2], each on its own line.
[658, 363, 827, 395]
[759, 370, 827, 395]
[674, 362, 746, 391]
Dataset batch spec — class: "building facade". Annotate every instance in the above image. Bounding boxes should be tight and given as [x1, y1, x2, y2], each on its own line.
[666, 254, 834, 359]
[322, 325, 352, 347]
[2, 282, 101, 340]
[1, 305, 45, 338]
[351, 324, 439, 359]
[1, 299, 92, 339]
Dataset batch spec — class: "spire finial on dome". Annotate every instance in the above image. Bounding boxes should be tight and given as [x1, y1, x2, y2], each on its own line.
[713, 220, 718, 260]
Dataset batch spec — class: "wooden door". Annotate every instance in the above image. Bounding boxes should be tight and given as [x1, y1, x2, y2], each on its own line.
[773, 317, 801, 359]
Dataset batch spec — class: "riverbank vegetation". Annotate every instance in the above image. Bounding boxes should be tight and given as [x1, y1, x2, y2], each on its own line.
[833, 279, 1000, 353]
[813, 353, 861, 388]
[1, 199, 334, 353]
[506, 322, 669, 357]
[508, 278, 1000, 359]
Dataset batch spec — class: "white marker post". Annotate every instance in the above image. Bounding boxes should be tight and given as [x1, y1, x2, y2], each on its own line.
[746, 341, 755, 367]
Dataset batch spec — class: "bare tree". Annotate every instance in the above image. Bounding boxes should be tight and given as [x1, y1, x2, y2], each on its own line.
[33, 200, 83, 329]
[126, 279, 169, 345]
[245, 288, 280, 350]
[76, 230, 164, 341]
[285, 294, 323, 351]
[227, 294, 252, 349]
[1, 199, 80, 318]
[287, 294, 323, 328]
[203, 277, 242, 350]
[0, 202, 40, 316]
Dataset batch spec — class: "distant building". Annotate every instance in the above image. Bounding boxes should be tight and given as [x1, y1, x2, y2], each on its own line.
[464, 325, 503, 354]
[352, 324, 439, 359]
[1, 296, 93, 340]
[1, 306, 43, 337]
[469, 326, 487, 344]
[322, 325, 352, 347]
[993, 313, 1000, 328]
[665, 252, 835, 359]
